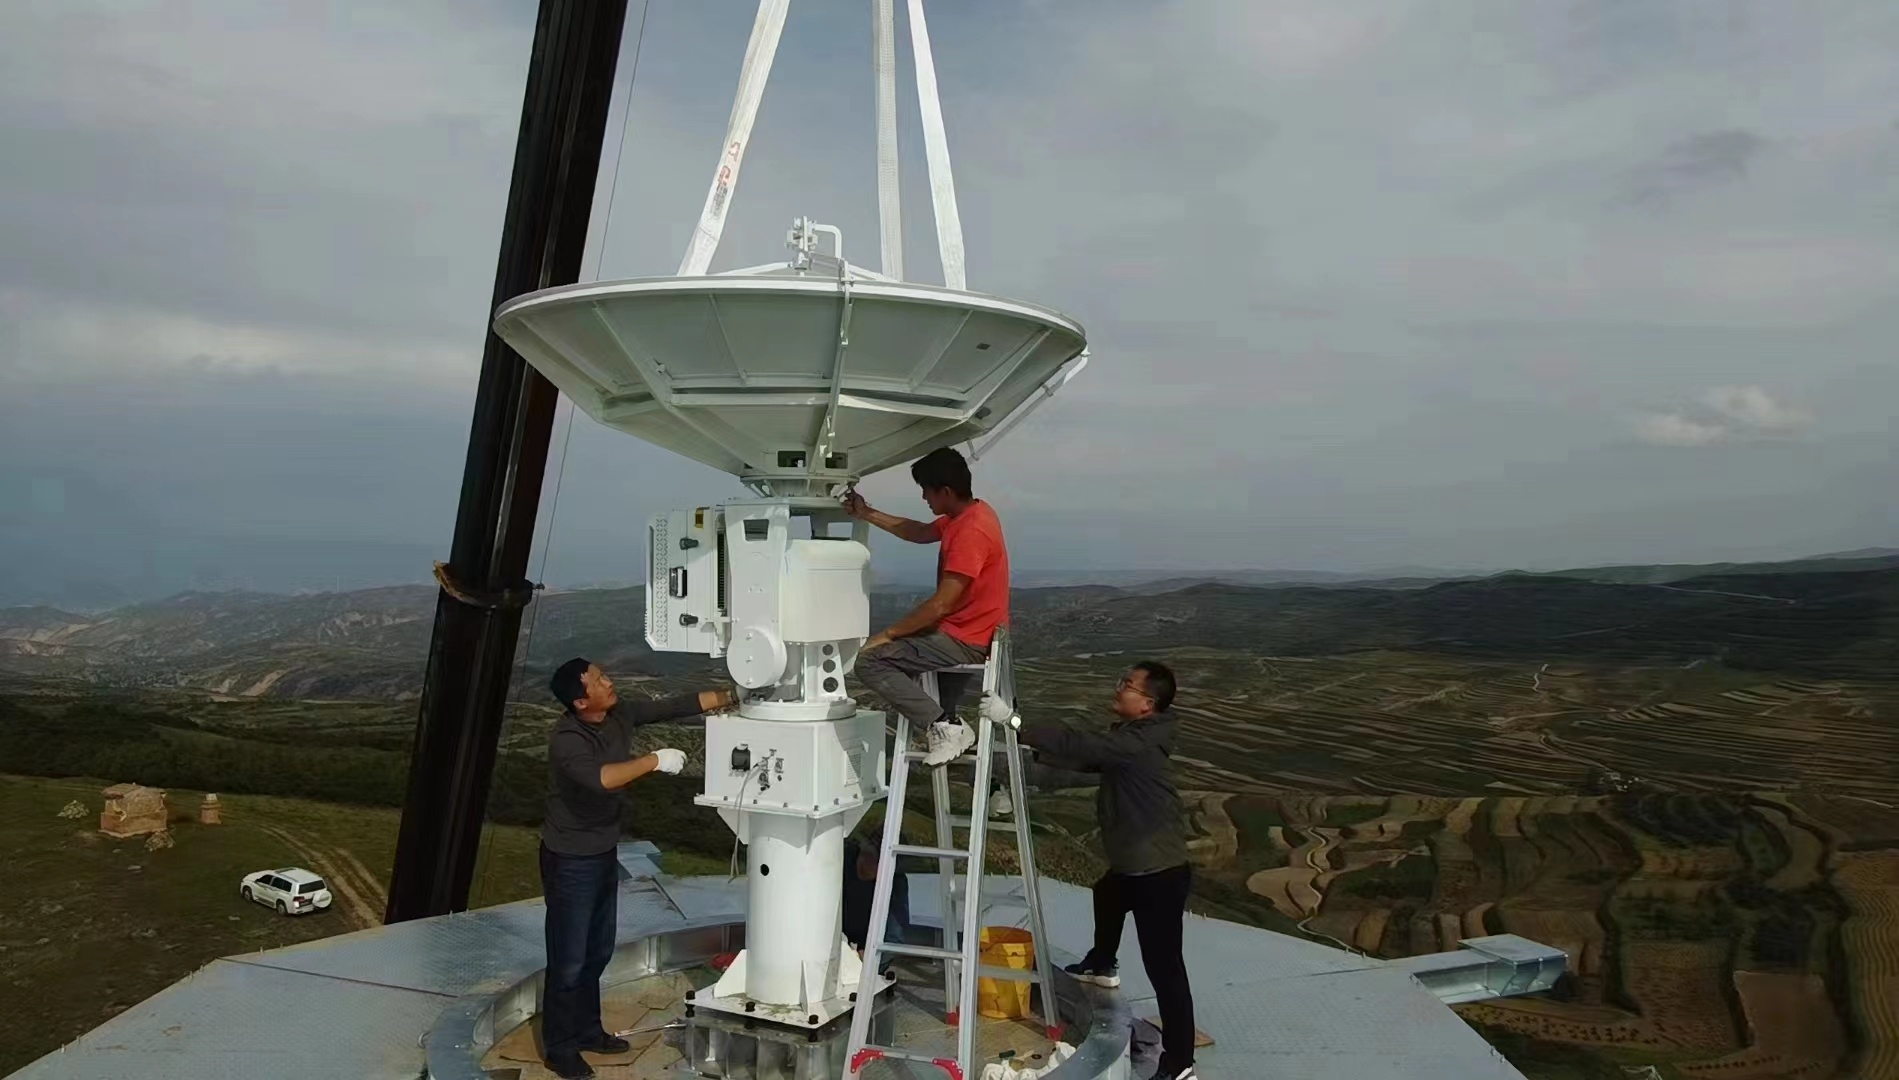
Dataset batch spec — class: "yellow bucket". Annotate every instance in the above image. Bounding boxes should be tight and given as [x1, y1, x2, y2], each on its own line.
[976, 926, 1036, 1019]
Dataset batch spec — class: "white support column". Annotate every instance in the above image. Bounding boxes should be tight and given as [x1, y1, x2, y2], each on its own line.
[726, 814, 849, 1006]
[906, 0, 967, 291]
[678, 0, 791, 277]
[873, 0, 904, 280]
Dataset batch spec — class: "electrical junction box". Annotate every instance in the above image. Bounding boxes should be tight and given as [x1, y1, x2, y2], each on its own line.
[696, 711, 888, 832]
[646, 507, 724, 655]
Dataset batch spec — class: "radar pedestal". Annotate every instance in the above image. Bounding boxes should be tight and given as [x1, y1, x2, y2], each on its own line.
[670, 496, 893, 1027]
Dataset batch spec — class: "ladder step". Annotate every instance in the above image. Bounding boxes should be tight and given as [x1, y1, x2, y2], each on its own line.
[851, 1044, 957, 1069]
[901, 749, 980, 764]
[865, 952, 1040, 984]
[948, 815, 1016, 830]
[877, 942, 961, 962]
[891, 843, 968, 860]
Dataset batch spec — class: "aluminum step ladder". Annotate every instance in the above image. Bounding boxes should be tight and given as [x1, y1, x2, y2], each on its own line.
[844, 626, 1060, 1079]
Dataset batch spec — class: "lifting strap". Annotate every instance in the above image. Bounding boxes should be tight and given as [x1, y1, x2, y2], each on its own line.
[907, 0, 967, 290]
[432, 561, 540, 612]
[873, 0, 903, 279]
[676, 0, 968, 291]
[677, 0, 790, 276]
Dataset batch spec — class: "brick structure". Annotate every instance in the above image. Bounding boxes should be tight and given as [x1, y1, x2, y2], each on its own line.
[200, 793, 222, 825]
[100, 783, 170, 839]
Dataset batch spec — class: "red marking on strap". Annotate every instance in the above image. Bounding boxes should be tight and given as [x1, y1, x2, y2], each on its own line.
[944, 1010, 959, 1025]
[849, 1048, 884, 1073]
[710, 951, 738, 972]
[932, 1059, 963, 1080]
[1046, 1024, 1064, 1040]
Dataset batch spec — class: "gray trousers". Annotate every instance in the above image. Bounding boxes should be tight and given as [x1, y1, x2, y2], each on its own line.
[854, 630, 987, 728]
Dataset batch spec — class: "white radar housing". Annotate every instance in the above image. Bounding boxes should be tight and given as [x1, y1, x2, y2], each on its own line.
[648, 499, 871, 721]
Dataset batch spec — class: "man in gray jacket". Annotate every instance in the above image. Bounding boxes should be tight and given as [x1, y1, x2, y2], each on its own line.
[538, 658, 736, 1080]
[984, 660, 1198, 1080]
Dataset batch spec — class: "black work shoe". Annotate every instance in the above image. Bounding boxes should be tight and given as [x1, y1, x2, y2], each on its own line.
[545, 1052, 596, 1079]
[1148, 1062, 1198, 1080]
[580, 1033, 631, 1054]
[1063, 956, 1120, 988]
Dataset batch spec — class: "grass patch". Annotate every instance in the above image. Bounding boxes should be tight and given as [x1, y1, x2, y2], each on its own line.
[0, 772, 734, 1074]
[1226, 795, 1290, 873]
[1613, 792, 1743, 848]
[0, 775, 493, 1072]
[1333, 853, 1437, 901]
[1568, 867, 1621, 885]
[1470, 1023, 1639, 1079]
[1470, 1023, 1687, 1080]
[0, 690, 736, 865]
[1614, 892, 1737, 941]
[1738, 812, 1791, 879]
[1724, 878, 1848, 972]
[1323, 802, 1388, 829]
[1226, 796, 1285, 836]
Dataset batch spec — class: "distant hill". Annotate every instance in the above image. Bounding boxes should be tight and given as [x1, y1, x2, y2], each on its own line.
[3, 556, 1892, 698]
[0, 606, 92, 634]
[1015, 568, 1895, 678]
[1529, 550, 1899, 586]
[1015, 549, 1899, 593]
[0, 583, 723, 699]
[1009, 566, 1470, 591]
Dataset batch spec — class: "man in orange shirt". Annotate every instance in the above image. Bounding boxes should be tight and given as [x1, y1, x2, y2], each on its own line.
[843, 446, 1008, 767]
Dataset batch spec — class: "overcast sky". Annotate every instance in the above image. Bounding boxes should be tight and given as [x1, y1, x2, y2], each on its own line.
[2, 1, 1895, 607]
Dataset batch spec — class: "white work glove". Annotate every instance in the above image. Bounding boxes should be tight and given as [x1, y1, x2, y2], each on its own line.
[979, 691, 1020, 729]
[652, 748, 687, 774]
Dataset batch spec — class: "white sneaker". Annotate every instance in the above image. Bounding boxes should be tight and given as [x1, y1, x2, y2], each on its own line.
[923, 720, 977, 766]
[991, 786, 1014, 816]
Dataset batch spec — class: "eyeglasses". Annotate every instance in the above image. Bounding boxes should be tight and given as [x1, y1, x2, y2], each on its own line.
[1117, 676, 1153, 699]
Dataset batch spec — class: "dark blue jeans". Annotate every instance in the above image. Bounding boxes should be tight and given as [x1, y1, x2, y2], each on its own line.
[539, 844, 618, 1059]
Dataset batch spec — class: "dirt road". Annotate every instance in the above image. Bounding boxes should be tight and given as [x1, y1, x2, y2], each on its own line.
[257, 823, 386, 928]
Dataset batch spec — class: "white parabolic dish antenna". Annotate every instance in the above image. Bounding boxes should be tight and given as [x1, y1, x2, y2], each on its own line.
[491, 0, 1089, 495]
[492, 270, 1087, 493]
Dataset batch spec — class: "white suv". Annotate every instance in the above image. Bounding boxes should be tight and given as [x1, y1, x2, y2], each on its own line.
[240, 867, 334, 916]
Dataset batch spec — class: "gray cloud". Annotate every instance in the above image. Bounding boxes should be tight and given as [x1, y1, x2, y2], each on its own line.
[1634, 385, 1813, 447]
[2, 0, 1896, 606]
[1624, 129, 1768, 206]
[1635, 411, 1728, 448]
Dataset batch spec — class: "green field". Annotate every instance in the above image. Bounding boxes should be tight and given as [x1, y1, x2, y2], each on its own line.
[0, 773, 721, 1075]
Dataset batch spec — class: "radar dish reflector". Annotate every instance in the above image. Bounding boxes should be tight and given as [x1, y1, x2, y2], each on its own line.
[493, 273, 1086, 490]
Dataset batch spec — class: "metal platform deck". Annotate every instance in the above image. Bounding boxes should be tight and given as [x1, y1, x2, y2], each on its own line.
[7, 847, 1554, 1080]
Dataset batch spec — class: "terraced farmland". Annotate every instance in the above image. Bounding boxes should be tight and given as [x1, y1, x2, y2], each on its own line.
[1013, 650, 1899, 802]
[1679, 972, 1847, 1080]
[1139, 778, 1898, 1079]
[1830, 852, 1899, 1079]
